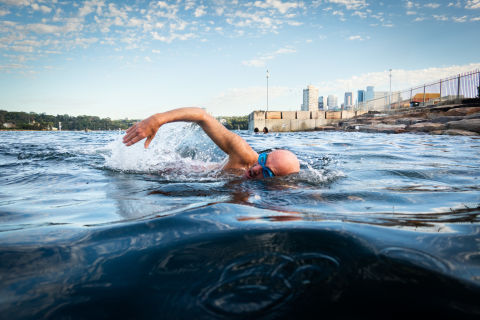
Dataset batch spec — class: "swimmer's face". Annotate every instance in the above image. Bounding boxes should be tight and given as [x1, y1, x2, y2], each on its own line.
[244, 150, 300, 180]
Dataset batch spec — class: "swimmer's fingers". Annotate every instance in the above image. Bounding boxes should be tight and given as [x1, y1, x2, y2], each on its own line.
[144, 131, 157, 149]
[123, 115, 160, 147]
[125, 134, 145, 146]
[123, 128, 141, 145]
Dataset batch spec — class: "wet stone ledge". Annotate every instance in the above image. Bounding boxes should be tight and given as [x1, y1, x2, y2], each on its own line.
[339, 102, 480, 136]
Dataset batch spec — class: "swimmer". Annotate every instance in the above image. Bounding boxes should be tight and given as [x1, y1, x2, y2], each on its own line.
[123, 107, 300, 179]
[263, 127, 269, 134]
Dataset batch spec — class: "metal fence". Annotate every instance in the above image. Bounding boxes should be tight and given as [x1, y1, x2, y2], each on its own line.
[354, 69, 480, 113]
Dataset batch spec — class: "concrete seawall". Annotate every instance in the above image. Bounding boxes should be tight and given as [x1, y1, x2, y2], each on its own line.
[248, 110, 366, 132]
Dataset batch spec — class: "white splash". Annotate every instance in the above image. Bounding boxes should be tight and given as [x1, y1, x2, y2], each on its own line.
[103, 122, 226, 179]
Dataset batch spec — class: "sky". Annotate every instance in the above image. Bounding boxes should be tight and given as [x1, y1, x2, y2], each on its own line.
[1, 0, 480, 119]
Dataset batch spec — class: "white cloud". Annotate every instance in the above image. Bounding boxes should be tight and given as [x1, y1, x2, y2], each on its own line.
[22, 23, 62, 34]
[10, 45, 34, 52]
[151, 31, 195, 43]
[184, 0, 195, 10]
[433, 14, 448, 21]
[448, 1, 461, 8]
[107, 3, 128, 20]
[287, 20, 302, 26]
[414, 17, 425, 21]
[242, 59, 266, 67]
[471, 16, 480, 20]
[170, 20, 188, 31]
[242, 46, 297, 68]
[274, 47, 296, 54]
[73, 37, 99, 49]
[0, 9, 10, 16]
[253, 0, 301, 14]
[465, 0, 480, 9]
[31, 3, 52, 13]
[225, 10, 298, 31]
[424, 3, 440, 9]
[326, 0, 367, 10]
[406, 11, 417, 15]
[352, 10, 367, 18]
[452, 15, 467, 22]
[194, 5, 206, 17]
[0, 0, 31, 6]
[0, 63, 27, 72]
[348, 35, 368, 40]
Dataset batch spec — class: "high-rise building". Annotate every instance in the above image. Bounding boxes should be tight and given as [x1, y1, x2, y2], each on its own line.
[318, 96, 327, 110]
[357, 90, 366, 103]
[344, 92, 353, 109]
[327, 94, 338, 109]
[302, 85, 319, 111]
[366, 86, 374, 101]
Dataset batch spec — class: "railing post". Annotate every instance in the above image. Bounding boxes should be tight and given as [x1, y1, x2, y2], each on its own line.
[423, 85, 426, 106]
[478, 70, 480, 98]
[439, 79, 442, 102]
[457, 74, 461, 101]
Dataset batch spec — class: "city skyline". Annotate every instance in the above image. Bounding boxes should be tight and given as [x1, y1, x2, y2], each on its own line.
[1, 0, 480, 119]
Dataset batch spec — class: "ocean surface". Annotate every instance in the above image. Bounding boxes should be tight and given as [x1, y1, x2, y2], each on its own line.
[0, 125, 479, 319]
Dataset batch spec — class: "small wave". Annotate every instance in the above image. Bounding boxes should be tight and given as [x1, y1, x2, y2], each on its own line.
[17, 150, 76, 161]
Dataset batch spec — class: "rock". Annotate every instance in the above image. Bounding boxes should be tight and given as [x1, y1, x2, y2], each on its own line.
[358, 124, 406, 134]
[395, 118, 426, 125]
[381, 118, 398, 125]
[465, 112, 480, 119]
[447, 119, 480, 133]
[428, 116, 465, 123]
[407, 122, 446, 132]
[443, 129, 478, 136]
[404, 112, 428, 118]
[445, 107, 480, 116]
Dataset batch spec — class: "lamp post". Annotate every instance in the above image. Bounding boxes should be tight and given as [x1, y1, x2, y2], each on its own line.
[266, 69, 269, 112]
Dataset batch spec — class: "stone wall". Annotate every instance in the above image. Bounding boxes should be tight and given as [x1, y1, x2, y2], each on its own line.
[248, 110, 360, 132]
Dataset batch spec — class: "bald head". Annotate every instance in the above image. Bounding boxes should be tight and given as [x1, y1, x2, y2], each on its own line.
[244, 149, 300, 179]
[267, 149, 300, 176]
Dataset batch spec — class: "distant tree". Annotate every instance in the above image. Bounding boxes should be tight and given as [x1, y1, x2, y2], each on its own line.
[0, 109, 139, 131]
[218, 116, 248, 130]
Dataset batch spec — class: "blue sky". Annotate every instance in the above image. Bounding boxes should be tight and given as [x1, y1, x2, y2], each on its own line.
[1, 0, 479, 118]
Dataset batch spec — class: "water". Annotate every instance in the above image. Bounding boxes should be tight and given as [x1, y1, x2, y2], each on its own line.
[1, 125, 479, 319]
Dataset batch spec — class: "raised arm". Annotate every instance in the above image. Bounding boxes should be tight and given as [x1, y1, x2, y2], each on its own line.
[122, 107, 258, 168]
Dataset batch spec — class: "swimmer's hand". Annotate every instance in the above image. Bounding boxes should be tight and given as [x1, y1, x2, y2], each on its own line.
[123, 114, 161, 148]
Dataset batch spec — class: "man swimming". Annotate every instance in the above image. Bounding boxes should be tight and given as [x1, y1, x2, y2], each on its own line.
[122, 107, 300, 179]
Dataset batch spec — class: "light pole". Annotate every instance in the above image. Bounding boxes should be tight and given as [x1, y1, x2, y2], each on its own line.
[266, 69, 269, 112]
[389, 68, 392, 110]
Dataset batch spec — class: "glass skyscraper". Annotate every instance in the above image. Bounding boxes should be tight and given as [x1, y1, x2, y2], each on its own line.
[357, 90, 366, 103]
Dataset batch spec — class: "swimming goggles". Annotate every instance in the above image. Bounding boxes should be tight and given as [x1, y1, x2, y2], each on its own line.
[258, 153, 275, 178]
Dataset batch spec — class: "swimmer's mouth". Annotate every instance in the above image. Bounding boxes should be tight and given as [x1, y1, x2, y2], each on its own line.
[244, 168, 253, 179]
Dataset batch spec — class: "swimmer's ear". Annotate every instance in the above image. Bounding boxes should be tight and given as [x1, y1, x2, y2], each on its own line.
[144, 133, 156, 148]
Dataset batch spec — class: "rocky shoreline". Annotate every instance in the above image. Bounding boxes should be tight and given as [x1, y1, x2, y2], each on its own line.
[335, 99, 480, 136]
